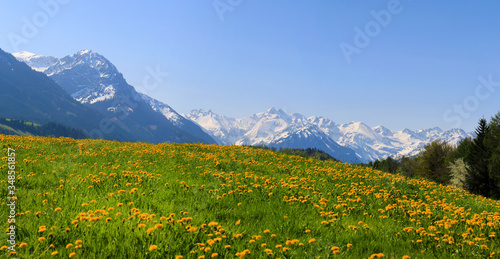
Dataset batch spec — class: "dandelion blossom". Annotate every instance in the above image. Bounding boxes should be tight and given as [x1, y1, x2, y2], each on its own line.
[155, 224, 163, 229]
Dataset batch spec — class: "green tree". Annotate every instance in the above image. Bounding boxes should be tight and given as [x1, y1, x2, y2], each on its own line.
[486, 112, 500, 198]
[416, 140, 454, 185]
[398, 156, 418, 178]
[465, 118, 492, 197]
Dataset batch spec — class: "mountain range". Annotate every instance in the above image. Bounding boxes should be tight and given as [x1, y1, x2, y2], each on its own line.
[7, 49, 473, 163]
[185, 108, 473, 163]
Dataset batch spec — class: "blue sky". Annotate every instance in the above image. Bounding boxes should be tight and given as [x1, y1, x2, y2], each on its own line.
[1, 1, 500, 132]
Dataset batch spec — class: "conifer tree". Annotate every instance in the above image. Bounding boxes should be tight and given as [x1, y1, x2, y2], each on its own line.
[465, 118, 491, 197]
[487, 112, 500, 198]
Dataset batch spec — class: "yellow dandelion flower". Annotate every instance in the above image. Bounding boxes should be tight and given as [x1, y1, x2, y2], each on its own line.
[51, 251, 58, 255]
[69, 252, 77, 258]
[38, 225, 47, 233]
[208, 222, 218, 227]
[66, 243, 74, 249]
[235, 220, 241, 225]
[308, 238, 316, 244]
[38, 237, 46, 242]
[54, 207, 62, 212]
[149, 245, 158, 251]
[19, 242, 27, 248]
[211, 253, 218, 258]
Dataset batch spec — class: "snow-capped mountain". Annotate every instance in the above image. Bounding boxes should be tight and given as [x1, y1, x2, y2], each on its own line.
[11, 51, 58, 72]
[0, 48, 135, 141]
[13, 50, 216, 145]
[185, 109, 256, 145]
[186, 108, 358, 163]
[186, 108, 472, 163]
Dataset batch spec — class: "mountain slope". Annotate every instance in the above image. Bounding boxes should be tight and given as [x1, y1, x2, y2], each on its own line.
[14, 50, 216, 144]
[0, 48, 134, 141]
[139, 93, 216, 144]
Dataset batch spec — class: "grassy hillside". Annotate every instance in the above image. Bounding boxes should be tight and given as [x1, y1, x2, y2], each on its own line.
[1, 135, 499, 258]
[0, 124, 33, 137]
[0, 118, 88, 139]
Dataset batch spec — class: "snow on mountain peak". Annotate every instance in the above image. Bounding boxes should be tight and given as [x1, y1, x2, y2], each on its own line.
[12, 51, 59, 72]
[77, 49, 94, 55]
[187, 109, 472, 163]
[266, 107, 278, 113]
[13, 51, 36, 59]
